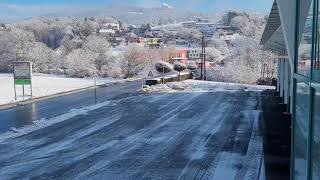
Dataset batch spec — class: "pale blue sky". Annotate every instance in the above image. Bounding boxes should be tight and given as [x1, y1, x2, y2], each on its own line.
[0, 0, 273, 12]
[0, 0, 273, 22]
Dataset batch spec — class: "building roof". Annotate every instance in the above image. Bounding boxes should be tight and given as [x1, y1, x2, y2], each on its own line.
[260, 1, 286, 53]
[99, 29, 115, 33]
[260, 1, 281, 45]
[105, 23, 119, 26]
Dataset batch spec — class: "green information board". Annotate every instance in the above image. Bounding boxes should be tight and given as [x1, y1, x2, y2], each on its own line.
[14, 79, 32, 85]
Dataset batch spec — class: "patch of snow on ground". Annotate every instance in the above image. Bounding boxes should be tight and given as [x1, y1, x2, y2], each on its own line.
[0, 73, 138, 105]
[141, 84, 174, 92]
[167, 80, 275, 92]
[143, 80, 275, 93]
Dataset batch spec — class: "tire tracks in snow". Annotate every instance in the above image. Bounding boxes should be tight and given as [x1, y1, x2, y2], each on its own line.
[71, 92, 204, 179]
[178, 91, 261, 180]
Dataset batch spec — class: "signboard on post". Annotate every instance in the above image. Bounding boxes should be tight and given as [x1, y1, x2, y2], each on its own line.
[13, 61, 32, 100]
[13, 61, 32, 85]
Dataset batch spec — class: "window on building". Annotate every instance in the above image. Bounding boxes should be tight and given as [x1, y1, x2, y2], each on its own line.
[297, 0, 314, 77]
[294, 81, 310, 180]
[312, 87, 320, 179]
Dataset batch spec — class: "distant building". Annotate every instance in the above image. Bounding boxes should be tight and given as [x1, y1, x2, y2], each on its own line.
[195, 23, 216, 30]
[182, 21, 196, 28]
[108, 37, 125, 47]
[104, 23, 120, 31]
[175, 39, 189, 46]
[216, 26, 237, 35]
[148, 38, 162, 49]
[125, 36, 143, 44]
[167, 49, 189, 64]
[99, 29, 116, 36]
[196, 23, 217, 36]
[0, 23, 8, 31]
[188, 48, 202, 60]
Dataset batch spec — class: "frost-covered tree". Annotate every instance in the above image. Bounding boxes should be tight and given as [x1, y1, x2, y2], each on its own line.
[230, 16, 250, 33]
[20, 20, 66, 49]
[0, 31, 15, 72]
[71, 19, 97, 39]
[27, 42, 58, 73]
[221, 11, 265, 39]
[155, 61, 173, 74]
[174, 62, 187, 81]
[95, 16, 117, 28]
[142, 49, 165, 76]
[119, 45, 147, 79]
[61, 36, 83, 54]
[208, 36, 277, 85]
[66, 49, 97, 77]
[222, 11, 246, 25]
[0, 27, 36, 72]
[209, 39, 229, 55]
[83, 35, 112, 75]
[206, 47, 223, 63]
[187, 61, 198, 71]
[178, 28, 202, 42]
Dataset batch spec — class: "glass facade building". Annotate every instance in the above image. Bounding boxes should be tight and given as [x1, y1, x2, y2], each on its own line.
[293, 0, 320, 179]
[262, 0, 320, 179]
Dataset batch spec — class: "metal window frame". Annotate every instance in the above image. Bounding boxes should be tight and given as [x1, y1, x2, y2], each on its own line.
[291, 0, 301, 178]
[313, 0, 320, 83]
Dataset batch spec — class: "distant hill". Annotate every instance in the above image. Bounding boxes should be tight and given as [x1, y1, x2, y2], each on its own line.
[1, 5, 216, 25]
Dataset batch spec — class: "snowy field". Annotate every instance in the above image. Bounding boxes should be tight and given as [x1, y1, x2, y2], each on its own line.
[0, 73, 135, 105]
[0, 81, 273, 179]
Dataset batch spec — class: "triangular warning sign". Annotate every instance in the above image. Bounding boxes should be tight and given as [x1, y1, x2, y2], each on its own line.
[148, 71, 154, 77]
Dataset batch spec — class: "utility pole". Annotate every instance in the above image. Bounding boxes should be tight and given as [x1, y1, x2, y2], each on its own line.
[204, 36, 206, 81]
[94, 74, 97, 104]
[201, 34, 206, 81]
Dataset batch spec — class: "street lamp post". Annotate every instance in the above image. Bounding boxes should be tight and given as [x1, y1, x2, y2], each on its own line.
[94, 74, 97, 104]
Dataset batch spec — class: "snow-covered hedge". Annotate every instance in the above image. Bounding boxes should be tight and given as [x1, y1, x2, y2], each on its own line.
[173, 62, 187, 72]
[187, 61, 198, 71]
[155, 62, 173, 74]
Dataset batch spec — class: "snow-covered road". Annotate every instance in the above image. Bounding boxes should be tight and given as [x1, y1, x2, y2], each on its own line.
[0, 82, 268, 179]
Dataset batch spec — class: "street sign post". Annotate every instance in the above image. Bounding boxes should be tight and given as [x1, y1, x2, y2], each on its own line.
[148, 71, 154, 77]
[13, 61, 32, 100]
[142, 71, 155, 89]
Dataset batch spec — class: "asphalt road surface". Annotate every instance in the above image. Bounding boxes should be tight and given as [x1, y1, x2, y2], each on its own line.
[0, 88, 264, 179]
[0, 80, 142, 134]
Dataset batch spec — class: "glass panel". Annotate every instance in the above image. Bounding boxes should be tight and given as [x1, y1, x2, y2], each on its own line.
[314, 1, 320, 82]
[312, 86, 320, 179]
[294, 81, 310, 180]
[298, 0, 313, 77]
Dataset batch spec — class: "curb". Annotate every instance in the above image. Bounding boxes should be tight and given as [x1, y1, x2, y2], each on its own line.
[0, 79, 140, 111]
